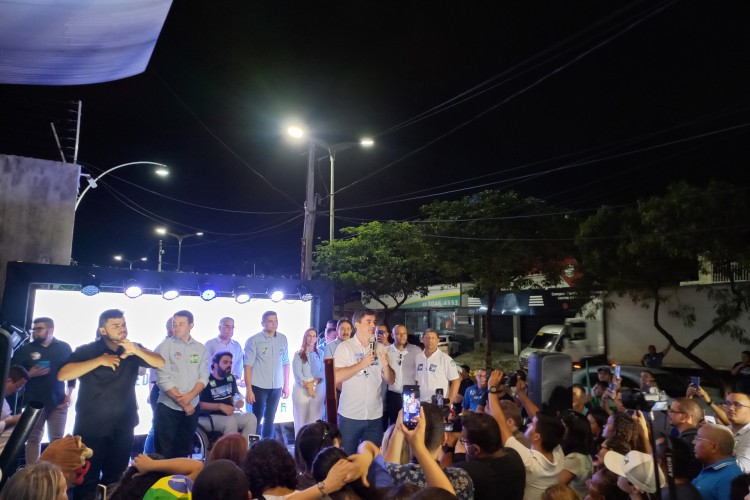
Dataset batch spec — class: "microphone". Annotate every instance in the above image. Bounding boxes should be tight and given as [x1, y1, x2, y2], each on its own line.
[368, 334, 375, 353]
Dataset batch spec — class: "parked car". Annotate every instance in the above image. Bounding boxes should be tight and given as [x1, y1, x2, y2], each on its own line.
[438, 334, 460, 356]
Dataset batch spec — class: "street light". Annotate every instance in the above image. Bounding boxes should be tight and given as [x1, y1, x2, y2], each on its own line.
[286, 126, 373, 279]
[75, 161, 169, 211]
[155, 227, 203, 272]
[113, 255, 147, 270]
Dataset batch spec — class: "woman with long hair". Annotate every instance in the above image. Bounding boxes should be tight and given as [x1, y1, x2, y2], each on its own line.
[292, 327, 325, 436]
[0, 461, 67, 500]
[208, 433, 248, 466]
[559, 411, 595, 499]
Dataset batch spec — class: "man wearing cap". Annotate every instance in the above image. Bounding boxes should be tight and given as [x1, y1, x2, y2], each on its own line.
[603, 450, 666, 497]
[597, 367, 613, 384]
[692, 423, 742, 500]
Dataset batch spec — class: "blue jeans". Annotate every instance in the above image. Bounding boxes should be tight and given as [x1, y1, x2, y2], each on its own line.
[247, 386, 281, 439]
[338, 414, 384, 456]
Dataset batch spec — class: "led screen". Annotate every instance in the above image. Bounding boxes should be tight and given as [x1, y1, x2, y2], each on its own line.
[28, 288, 313, 437]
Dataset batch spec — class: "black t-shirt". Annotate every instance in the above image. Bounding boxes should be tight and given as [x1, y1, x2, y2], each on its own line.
[11, 338, 74, 408]
[455, 448, 525, 500]
[199, 374, 238, 415]
[66, 339, 150, 437]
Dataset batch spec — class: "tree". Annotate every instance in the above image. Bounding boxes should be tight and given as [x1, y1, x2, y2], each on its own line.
[314, 221, 441, 324]
[421, 190, 576, 367]
[577, 181, 750, 384]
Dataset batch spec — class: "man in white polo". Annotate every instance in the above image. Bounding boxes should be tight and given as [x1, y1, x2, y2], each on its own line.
[415, 329, 460, 405]
[384, 324, 421, 428]
[334, 309, 395, 455]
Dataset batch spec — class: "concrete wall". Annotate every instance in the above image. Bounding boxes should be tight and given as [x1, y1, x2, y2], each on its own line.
[0, 155, 79, 304]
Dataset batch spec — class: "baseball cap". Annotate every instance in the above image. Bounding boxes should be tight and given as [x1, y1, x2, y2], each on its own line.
[603, 450, 665, 494]
[597, 367, 612, 374]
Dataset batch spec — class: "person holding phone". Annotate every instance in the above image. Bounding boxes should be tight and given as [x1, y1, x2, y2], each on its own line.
[11, 316, 76, 464]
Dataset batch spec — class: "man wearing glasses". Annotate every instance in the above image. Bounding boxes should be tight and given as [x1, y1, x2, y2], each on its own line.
[11, 317, 75, 464]
[721, 393, 750, 473]
[692, 423, 742, 499]
[384, 325, 421, 428]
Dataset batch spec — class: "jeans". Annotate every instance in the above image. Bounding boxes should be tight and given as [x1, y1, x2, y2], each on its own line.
[247, 386, 281, 439]
[25, 403, 68, 464]
[338, 414, 384, 456]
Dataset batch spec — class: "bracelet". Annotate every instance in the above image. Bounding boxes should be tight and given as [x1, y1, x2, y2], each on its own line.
[317, 481, 330, 499]
[706, 400, 713, 405]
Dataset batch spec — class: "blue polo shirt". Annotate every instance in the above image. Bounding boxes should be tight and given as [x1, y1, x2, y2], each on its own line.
[243, 330, 290, 389]
[692, 457, 742, 500]
[462, 384, 486, 412]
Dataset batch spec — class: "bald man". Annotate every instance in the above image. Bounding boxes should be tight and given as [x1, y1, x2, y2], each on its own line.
[692, 424, 742, 500]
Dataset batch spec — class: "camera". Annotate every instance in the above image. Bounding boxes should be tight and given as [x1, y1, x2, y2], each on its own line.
[620, 388, 655, 412]
[501, 370, 522, 387]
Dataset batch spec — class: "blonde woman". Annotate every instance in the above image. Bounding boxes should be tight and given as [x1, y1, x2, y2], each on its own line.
[292, 328, 325, 435]
[0, 461, 68, 500]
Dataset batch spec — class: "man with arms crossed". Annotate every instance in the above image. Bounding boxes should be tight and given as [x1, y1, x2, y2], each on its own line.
[11, 316, 75, 464]
[155, 310, 208, 458]
[335, 309, 395, 455]
[204, 317, 244, 380]
[58, 309, 164, 500]
[244, 310, 290, 438]
[415, 329, 460, 405]
[384, 324, 421, 428]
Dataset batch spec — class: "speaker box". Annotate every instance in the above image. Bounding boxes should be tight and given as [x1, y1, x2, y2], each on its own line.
[527, 352, 572, 412]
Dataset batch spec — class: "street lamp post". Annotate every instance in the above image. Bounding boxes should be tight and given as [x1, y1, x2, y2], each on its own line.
[155, 228, 203, 272]
[75, 161, 169, 211]
[327, 139, 374, 243]
[113, 255, 147, 270]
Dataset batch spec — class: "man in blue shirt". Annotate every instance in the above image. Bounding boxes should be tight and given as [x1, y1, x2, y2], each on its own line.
[461, 368, 487, 414]
[692, 423, 742, 500]
[641, 343, 671, 368]
[243, 310, 290, 438]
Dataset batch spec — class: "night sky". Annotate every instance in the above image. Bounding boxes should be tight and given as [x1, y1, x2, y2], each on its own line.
[1, 1, 748, 276]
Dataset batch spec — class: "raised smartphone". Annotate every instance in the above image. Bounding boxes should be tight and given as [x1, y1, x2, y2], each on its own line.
[690, 376, 700, 388]
[402, 385, 420, 430]
[248, 434, 261, 446]
[614, 365, 621, 380]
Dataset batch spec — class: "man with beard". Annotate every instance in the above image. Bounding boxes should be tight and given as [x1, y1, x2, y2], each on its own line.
[198, 351, 257, 440]
[11, 316, 76, 464]
[58, 309, 164, 500]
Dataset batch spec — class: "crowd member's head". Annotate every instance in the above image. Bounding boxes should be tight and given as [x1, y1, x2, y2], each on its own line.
[571, 384, 587, 413]
[298, 327, 319, 363]
[526, 413, 565, 453]
[542, 484, 578, 500]
[587, 408, 609, 442]
[218, 317, 235, 342]
[295, 421, 342, 473]
[165, 317, 174, 337]
[499, 400, 524, 433]
[5, 364, 30, 395]
[210, 351, 233, 379]
[172, 310, 195, 341]
[597, 367, 612, 383]
[0, 461, 67, 500]
[325, 326, 338, 343]
[193, 459, 250, 500]
[603, 412, 642, 451]
[208, 433, 248, 466]
[416, 402, 447, 455]
[597, 438, 630, 467]
[392, 324, 408, 348]
[242, 439, 297, 499]
[584, 468, 629, 500]
[667, 397, 702, 433]
[724, 392, 750, 428]
[693, 423, 735, 466]
[459, 365, 471, 380]
[382, 423, 410, 465]
[474, 368, 487, 389]
[312, 447, 376, 500]
[639, 371, 657, 392]
[108, 454, 168, 500]
[561, 410, 594, 456]
[337, 319, 353, 341]
[462, 413, 502, 459]
[31, 317, 55, 343]
[592, 381, 609, 398]
[604, 450, 665, 496]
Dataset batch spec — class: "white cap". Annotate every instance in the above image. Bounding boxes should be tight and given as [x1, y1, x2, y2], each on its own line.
[603, 450, 665, 494]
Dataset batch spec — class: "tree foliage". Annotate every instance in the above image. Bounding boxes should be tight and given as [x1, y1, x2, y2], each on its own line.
[421, 190, 576, 366]
[577, 181, 750, 381]
[313, 221, 440, 321]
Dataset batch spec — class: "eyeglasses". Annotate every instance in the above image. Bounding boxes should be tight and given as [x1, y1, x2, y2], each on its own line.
[722, 401, 750, 410]
[667, 409, 686, 414]
[694, 436, 717, 446]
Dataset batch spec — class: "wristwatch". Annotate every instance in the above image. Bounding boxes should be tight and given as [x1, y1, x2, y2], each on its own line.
[442, 444, 455, 453]
[488, 386, 500, 394]
[317, 481, 331, 499]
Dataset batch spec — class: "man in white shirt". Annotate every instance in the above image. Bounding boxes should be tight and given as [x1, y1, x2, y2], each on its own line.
[204, 317, 244, 380]
[384, 324, 421, 428]
[415, 330, 459, 404]
[334, 309, 395, 455]
[486, 370, 565, 500]
[723, 392, 750, 473]
[0, 366, 29, 454]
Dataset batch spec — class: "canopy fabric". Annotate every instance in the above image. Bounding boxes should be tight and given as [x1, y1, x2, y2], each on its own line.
[0, 0, 172, 85]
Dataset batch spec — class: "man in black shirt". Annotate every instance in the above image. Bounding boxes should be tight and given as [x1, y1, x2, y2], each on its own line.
[198, 351, 257, 440]
[58, 309, 164, 500]
[454, 413, 525, 500]
[11, 316, 75, 464]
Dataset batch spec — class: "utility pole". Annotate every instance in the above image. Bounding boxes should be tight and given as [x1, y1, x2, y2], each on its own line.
[158, 239, 164, 272]
[301, 142, 316, 280]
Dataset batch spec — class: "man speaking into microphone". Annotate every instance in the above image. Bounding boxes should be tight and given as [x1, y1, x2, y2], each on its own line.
[334, 309, 395, 454]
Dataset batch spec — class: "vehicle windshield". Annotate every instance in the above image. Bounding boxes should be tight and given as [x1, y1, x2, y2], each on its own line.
[529, 333, 558, 349]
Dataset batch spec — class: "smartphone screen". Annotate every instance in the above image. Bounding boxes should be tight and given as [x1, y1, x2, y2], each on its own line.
[248, 434, 261, 446]
[402, 385, 420, 430]
[614, 365, 621, 380]
[96, 484, 107, 500]
[690, 376, 700, 388]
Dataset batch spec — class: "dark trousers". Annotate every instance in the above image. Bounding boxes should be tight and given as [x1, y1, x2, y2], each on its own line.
[154, 403, 199, 458]
[249, 386, 281, 438]
[72, 428, 134, 500]
[384, 390, 402, 430]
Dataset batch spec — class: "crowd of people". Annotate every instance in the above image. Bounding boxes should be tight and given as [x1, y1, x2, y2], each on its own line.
[5, 309, 750, 500]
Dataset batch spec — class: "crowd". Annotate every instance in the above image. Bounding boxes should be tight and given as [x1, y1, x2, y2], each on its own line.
[4, 309, 750, 500]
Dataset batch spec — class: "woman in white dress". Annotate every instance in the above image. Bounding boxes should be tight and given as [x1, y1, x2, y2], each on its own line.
[292, 327, 325, 436]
